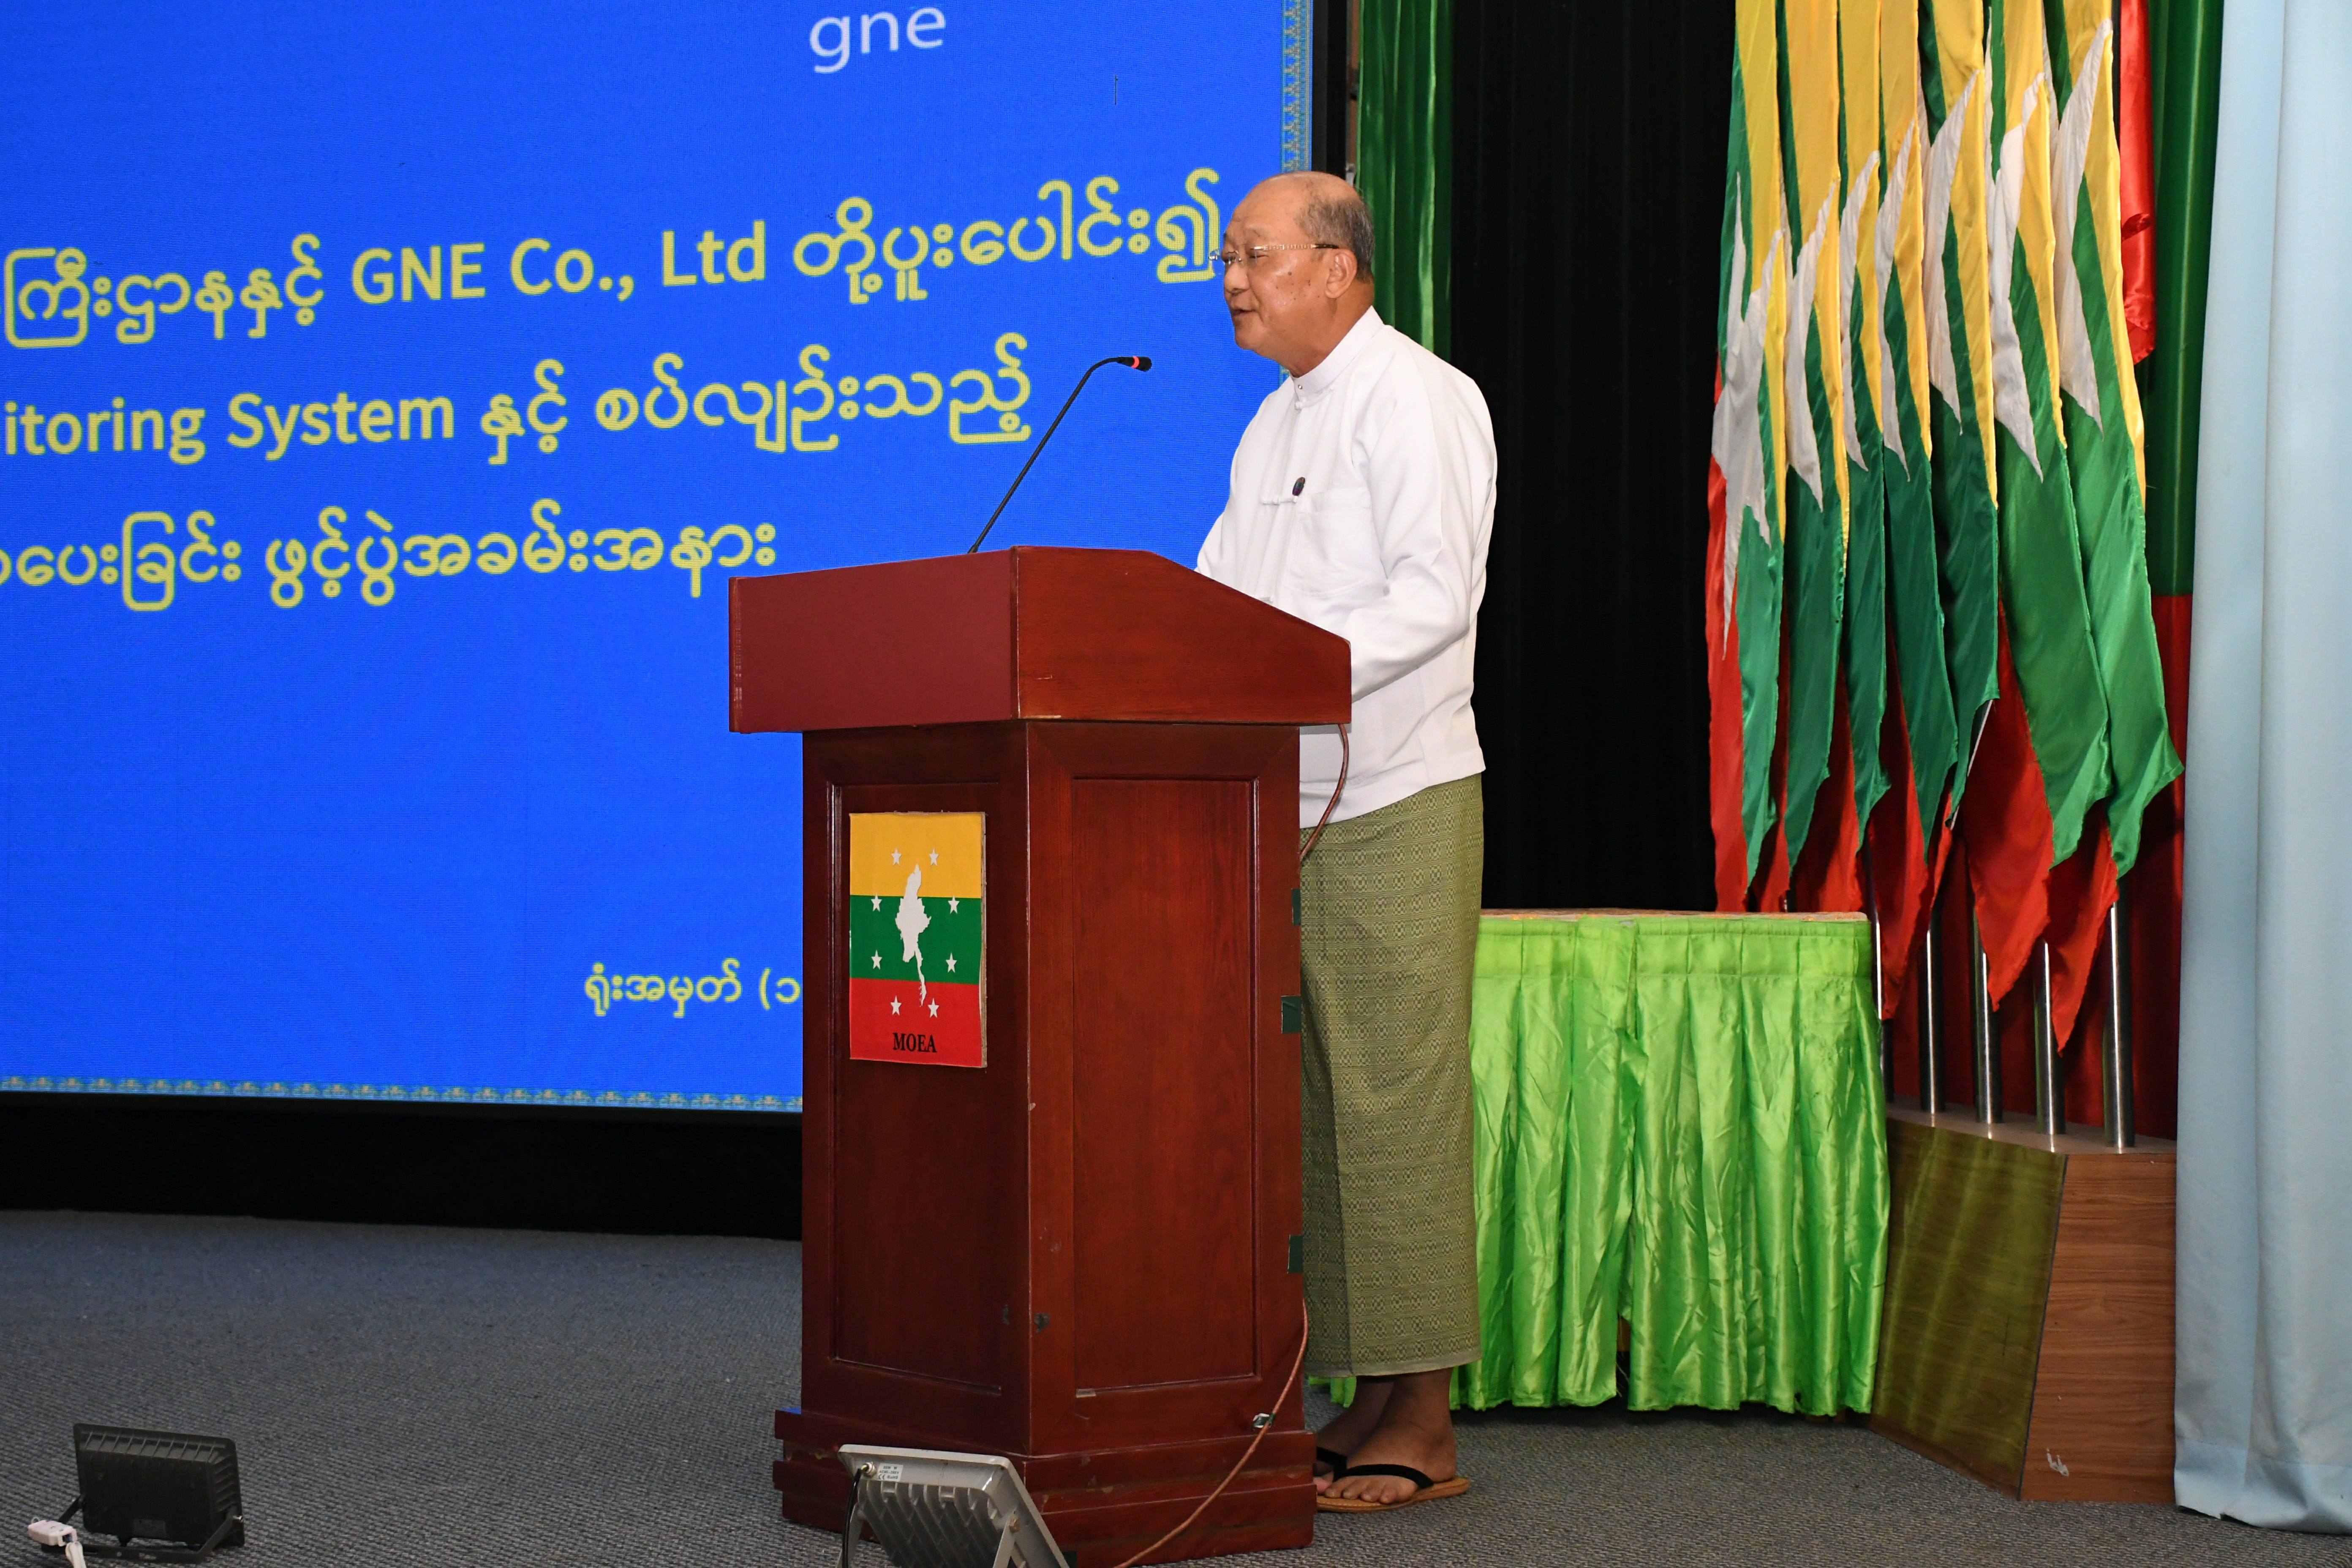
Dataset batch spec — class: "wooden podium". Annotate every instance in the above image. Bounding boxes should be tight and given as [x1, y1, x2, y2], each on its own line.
[731, 547, 1350, 1566]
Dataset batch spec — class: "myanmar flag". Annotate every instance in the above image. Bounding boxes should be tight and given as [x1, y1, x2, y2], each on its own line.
[1838, 0, 1891, 846]
[847, 812, 985, 1069]
[2048, 0, 2183, 879]
[1774, 0, 1852, 875]
[1868, 0, 1963, 1004]
[1969, 0, 2112, 1010]
[1920, 0, 2003, 751]
[1706, 0, 1790, 909]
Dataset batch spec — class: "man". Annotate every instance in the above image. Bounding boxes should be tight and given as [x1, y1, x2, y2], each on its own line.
[1196, 172, 1495, 1511]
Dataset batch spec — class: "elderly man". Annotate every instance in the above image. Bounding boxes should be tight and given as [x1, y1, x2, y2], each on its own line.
[1196, 172, 1495, 1511]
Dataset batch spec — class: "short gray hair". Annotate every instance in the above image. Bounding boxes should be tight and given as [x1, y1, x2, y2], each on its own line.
[1301, 182, 1375, 281]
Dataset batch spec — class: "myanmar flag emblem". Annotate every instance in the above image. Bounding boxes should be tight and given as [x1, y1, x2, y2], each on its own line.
[847, 812, 985, 1068]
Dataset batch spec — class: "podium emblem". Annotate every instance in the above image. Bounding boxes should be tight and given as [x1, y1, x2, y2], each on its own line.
[846, 812, 985, 1067]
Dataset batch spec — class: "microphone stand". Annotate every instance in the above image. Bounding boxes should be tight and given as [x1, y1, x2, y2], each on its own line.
[966, 355, 1150, 553]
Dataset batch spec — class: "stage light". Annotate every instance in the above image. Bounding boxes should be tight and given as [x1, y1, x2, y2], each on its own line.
[838, 1445, 1064, 1568]
[33, 1426, 245, 1563]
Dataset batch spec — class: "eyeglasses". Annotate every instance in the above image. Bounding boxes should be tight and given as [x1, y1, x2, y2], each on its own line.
[1217, 242, 1342, 271]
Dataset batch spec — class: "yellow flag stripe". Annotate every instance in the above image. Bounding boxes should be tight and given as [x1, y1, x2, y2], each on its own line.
[1932, 0, 1998, 504]
[1881, 0, 1932, 460]
[847, 812, 985, 899]
[1737, 0, 1789, 537]
[2000, 0, 2063, 443]
[1786, 0, 1850, 536]
[1842, 0, 1885, 436]
[2061, 0, 2148, 497]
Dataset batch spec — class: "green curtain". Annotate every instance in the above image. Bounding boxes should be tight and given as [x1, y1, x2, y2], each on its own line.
[1455, 914, 1888, 1415]
[1356, 0, 1452, 355]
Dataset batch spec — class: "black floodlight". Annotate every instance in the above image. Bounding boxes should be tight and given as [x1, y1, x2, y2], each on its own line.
[54, 1426, 244, 1562]
[838, 1445, 1064, 1568]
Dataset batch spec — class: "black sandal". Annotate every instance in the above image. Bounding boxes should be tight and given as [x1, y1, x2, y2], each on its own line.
[1314, 1446, 1350, 1479]
[1315, 1463, 1472, 1511]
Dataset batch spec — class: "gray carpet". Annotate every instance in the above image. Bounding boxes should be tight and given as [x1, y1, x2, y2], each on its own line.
[0, 1212, 2331, 1567]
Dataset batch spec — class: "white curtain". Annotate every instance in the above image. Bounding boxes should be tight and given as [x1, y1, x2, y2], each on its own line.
[2175, 0, 2352, 1532]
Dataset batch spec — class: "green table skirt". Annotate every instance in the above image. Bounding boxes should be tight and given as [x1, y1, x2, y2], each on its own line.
[1325, 911, 1889, 1417]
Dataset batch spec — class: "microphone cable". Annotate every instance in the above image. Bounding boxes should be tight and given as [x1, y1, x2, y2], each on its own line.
[1105, 1301, 1310, 1568]
[1299, 724, 1349, 866]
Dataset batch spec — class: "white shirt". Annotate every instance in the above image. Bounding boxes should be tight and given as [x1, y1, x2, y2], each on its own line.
[1198, 308, 1496, 826]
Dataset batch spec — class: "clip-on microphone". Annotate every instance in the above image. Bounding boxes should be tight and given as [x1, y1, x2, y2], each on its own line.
[965, 355, 1152, 553]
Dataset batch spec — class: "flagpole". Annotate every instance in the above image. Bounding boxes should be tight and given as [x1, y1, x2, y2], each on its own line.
[1918, 891, 1944, 1114]
[1971, 912, 2002, 1124]
[2031, 940, 2065, 1137]
[2100, 890, 2137, 1149]
[1865, 861, 1890, 1095]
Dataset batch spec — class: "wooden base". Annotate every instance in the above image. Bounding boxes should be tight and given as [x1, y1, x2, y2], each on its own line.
[776, 1407, 1315, 1566]
[1872, 1111, 2175, 1503]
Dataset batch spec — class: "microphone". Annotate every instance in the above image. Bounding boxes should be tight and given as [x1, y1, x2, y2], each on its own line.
[966, 355, 1152, 553]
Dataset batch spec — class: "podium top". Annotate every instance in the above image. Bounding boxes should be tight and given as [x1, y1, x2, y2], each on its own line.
[730, 547, 1351, 733]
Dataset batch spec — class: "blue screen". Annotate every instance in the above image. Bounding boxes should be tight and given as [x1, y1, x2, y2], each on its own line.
[0, 3, 1305, 1111]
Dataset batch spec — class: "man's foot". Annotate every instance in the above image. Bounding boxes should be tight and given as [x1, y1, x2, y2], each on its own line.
[1310, 1377, 1394, 1494]
[1318, 1368, 1459, 1508]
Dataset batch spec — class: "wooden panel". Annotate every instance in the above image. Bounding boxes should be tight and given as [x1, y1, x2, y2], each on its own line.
[1870, 1117, 2065, 1493]
[832, 1053, 1007, 1388]
[798, 725, 1031, 1454]
[1012, 548, 1349, 725]
[1070, 779, 1258, 1391]
[1026, 722, 1307, 1460]
[2020, 1151, 2177, 1502]
[732, 553, 1013, 732]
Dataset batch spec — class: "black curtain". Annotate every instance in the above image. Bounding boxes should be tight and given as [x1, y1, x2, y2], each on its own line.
[1456, 0, 1734, 910]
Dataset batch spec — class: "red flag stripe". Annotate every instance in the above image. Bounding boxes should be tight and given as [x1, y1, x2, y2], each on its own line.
[1707, 443, 1753, 911]
[1791, 675, 1865, 912]
[1960, 617, 2057, 1005]
[2119, 0, 2158, 361]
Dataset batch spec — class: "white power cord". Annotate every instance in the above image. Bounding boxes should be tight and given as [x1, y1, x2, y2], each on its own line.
[28, 1519, 87, 1568]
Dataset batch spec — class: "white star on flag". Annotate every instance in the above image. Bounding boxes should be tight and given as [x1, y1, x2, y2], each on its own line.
[947, 897, 959, 912]
[870, 896, 882, 911]
[929, 849, 939, 863]
[890, 997, 900, 1014]
[945, 954, 956, 973]
[871, 953, 881, 969]
[890, 849, 901, 864]
[927, 999, 939, 1017]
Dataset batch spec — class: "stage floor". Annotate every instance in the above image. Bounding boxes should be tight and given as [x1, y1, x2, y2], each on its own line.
[0, 1212, 2332, 1567]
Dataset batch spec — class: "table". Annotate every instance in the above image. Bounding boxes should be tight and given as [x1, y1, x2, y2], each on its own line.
[1326, 911, 1889, 1416]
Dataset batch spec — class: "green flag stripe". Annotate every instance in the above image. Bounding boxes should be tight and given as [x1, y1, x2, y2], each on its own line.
[1845, 275, 1891, 830]
[1994, 212, 2112, 866]
[1880, 284, 1962, 840]
[1930, 223, 2003, 732]
[2059, 139, 2184, 876]
[847, 897, 983, 985]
